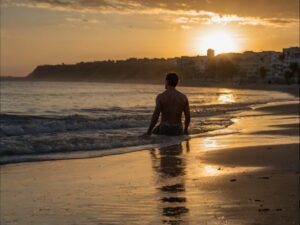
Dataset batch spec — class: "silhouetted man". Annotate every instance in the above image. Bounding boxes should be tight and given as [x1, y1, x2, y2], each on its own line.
[147, 73, 190, 136]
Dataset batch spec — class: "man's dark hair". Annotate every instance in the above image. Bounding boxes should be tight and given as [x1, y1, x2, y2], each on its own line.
[166, 73, 179, 87]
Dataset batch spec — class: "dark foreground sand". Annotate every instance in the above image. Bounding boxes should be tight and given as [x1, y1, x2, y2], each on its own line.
[0, 101, 299, 225]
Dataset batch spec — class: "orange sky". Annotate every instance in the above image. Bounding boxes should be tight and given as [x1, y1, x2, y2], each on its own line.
[1, 0, 299, 76]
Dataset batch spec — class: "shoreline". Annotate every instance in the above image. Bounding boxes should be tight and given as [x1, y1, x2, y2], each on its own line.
[2, 79, 299, 97]
[0, 99, 284, 165]
[0, 85, 298, 165]
[1, 99, 298, 224]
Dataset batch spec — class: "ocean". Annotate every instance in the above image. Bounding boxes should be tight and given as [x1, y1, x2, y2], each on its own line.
[0, 81, 295, 164]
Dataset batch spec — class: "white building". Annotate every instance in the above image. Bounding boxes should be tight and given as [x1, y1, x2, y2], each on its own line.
[235, 51, 260, 82]
[257, 51, 282, 82]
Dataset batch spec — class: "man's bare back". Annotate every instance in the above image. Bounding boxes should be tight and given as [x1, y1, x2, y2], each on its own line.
[147, 73, 190, 136]
[157, 89, 189, 124]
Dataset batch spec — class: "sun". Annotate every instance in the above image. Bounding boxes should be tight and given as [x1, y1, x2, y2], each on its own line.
[198, 29, 239, 55]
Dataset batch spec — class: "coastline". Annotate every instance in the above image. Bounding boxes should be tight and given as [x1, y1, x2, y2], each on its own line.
[1, 98, 299, 224]
[2, 78, 299, 97]
[0, 84, 298, 165]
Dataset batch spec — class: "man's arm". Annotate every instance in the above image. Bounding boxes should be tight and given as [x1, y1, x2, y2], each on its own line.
[183, 98, 190, 135]
[147, 96, 161, 135]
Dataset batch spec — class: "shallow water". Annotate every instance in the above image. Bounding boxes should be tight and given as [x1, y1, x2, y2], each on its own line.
[1, 101, 299, 225]
[0, 81, 295, 163]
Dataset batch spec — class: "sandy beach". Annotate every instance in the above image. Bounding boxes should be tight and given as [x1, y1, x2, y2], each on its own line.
[1, 99, 299, 225]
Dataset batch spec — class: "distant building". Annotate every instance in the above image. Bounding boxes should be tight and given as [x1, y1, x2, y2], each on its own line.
[283, 47, 300, 69]
[178, 47, 299, 84]
[177, 56, 199, 80]
[207, 49, 215, 58]
[235, 51, 260, 82]
[257, 51, 281, 82]
[283, 47, 300, 83]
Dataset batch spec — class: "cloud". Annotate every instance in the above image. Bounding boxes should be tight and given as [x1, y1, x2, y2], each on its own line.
[66, 17, 99, 23]
[203, 15, 299, 27]
[173, 14, 298, 29]
[180, 25, 192, 30]
[4, 0, 299, 28]
[4, 0, 299, 16]
[135, 0, 299, 18]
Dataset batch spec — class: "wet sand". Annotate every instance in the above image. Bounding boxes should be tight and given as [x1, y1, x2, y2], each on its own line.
[1, 101, 299, 225]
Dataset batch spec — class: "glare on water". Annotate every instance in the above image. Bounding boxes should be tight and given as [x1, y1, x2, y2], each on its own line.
[218, 89, 236, 104]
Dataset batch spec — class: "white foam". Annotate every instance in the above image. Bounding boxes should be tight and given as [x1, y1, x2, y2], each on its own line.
[0, 136, 189, 164]
[1, 115, 149, 137]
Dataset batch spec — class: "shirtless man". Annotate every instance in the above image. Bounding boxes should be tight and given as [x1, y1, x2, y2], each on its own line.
[147, 73, 190, 136]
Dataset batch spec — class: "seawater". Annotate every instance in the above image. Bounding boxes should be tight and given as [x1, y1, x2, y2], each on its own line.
[0, 81, 295, 163]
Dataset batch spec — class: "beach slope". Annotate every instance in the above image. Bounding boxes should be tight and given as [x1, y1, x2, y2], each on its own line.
[1, 101, 299, 225]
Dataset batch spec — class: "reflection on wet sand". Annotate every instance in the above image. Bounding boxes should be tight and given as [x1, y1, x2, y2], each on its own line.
[202, 165, 220, 176]
[150, 141, 190, 224]
[202, 138, 219, 149]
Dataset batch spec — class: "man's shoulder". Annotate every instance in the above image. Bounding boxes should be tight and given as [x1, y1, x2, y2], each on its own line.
[158, 90, 170, 97]
[176, 90, 188, 100]
[158, 89, 188, 100]
[156, 92, 165, 102]
[156, 92, 164, 98]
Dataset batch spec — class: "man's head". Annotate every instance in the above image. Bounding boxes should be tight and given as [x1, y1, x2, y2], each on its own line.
[165, 73, 179, 89]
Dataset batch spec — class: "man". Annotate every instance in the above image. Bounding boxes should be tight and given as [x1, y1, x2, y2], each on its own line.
[147, 73, 190, 136]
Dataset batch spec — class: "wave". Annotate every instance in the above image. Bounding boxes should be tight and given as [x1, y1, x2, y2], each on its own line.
[0, 136, 190, 164]
[0, 102, 263, 164]
[0, 102, 253, 137]
[0, 113, 149, 137]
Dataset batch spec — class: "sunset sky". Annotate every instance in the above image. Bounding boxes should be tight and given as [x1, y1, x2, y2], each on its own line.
[1, 0, 299, 76]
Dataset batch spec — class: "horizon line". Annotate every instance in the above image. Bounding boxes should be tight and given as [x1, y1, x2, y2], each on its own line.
[1, 46, 299, 77]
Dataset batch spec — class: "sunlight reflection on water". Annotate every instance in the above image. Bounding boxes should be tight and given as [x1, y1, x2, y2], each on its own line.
[217, 89, 236, 104]
[218, 93, 235, 103]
